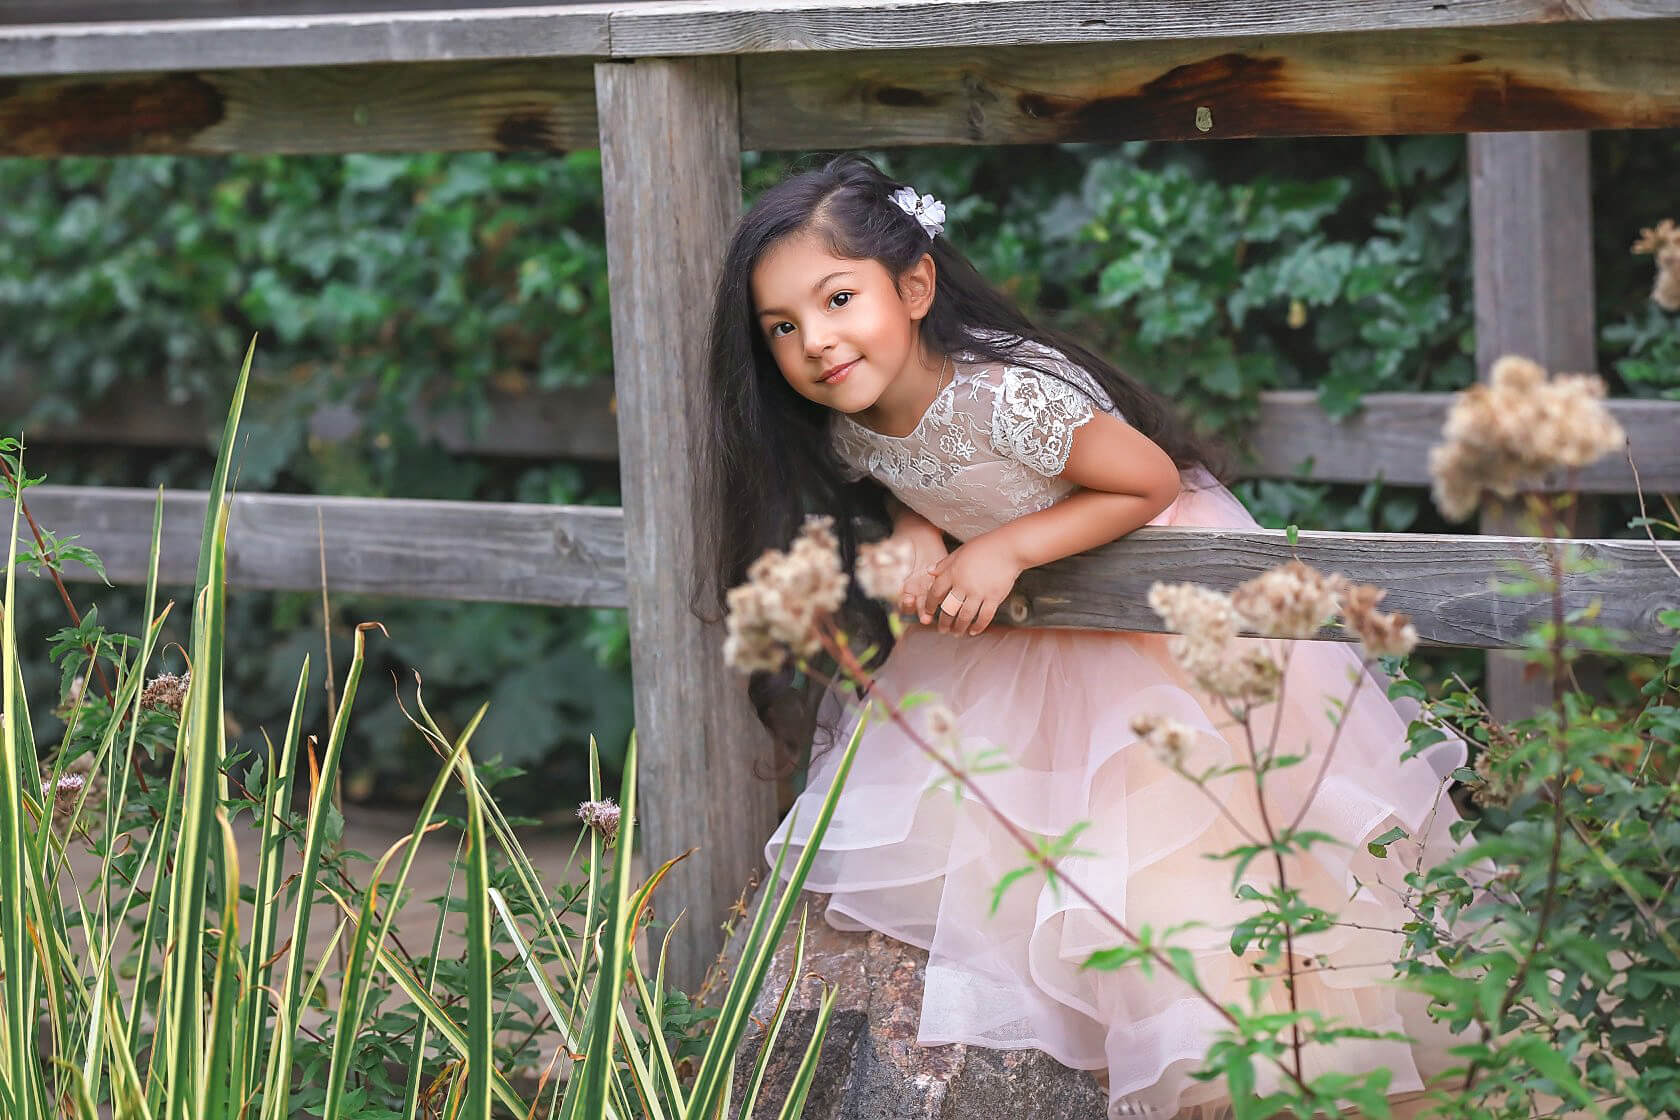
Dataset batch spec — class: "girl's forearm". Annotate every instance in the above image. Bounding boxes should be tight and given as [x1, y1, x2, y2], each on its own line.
[987, 487, 1174, 571]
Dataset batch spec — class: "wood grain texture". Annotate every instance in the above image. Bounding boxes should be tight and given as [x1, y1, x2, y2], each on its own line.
[1013, 526, 1680, 656]
[596, 56, 775, 991]
[614, 0, 1677, 56]
[0, 5, 612, 77]
[27, 484, 1679, 654]
[19, 378, 1675, 487]
[1247, 393, 1680, 493]
[4, 377, 622, 460]
[1470, 130, 1598, 718]
[741, 21, 1680, 148]
[0, 58, 597, 156]
[3, 1, 1676, 77]
[21, 485, 628, 606]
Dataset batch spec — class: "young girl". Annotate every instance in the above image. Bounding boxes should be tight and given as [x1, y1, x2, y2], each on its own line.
[698, 155, 1470, 1119]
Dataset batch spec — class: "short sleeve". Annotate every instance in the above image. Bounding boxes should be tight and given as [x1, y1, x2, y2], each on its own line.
[987, 356, 1106, 477]
[828, 420, 871, 482]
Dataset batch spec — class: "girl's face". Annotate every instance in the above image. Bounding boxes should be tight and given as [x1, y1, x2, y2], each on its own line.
[751, 232, 935, 416]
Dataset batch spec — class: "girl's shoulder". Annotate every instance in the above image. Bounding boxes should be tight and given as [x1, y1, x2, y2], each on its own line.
[954, 330, 1120, 419]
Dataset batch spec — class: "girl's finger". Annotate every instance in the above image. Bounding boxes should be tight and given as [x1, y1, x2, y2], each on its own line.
[922, 572, 952, 624]
[938, 591, 965, 634]
[970, 599, 999, 636]
[953, 596, 983, 635]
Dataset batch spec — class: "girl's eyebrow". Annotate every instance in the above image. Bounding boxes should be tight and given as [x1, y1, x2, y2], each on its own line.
[757, 270, 855, 317]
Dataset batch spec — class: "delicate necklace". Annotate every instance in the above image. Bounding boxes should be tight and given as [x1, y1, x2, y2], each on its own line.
[932, 352, 951, 400]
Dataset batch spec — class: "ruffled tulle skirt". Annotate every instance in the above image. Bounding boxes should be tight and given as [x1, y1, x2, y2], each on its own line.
[765, 480, 1475, 1119]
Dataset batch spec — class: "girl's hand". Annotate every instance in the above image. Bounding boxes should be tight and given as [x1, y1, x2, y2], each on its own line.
[893, 521, 949, 620]
[921, 534, 1025, 636]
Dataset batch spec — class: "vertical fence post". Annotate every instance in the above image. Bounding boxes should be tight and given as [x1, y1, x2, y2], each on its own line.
[595, 56, 778, 990]
[1469, 130, 1596, 720]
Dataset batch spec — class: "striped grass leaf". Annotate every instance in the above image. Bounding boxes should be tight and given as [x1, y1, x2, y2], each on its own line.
[734, 906, 813, 1120]
[238, 660, 309, 1108]
[322, 712, 479, 1120]
[772, 982, 839, 1120]
[260, 619, 384, 1119]
[460, 729, 496, 1120]
[1, 440, 52, 1117]
[683, 711, 867, 1119]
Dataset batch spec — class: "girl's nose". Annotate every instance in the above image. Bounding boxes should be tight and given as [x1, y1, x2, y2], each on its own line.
[803, 326, 836, 358]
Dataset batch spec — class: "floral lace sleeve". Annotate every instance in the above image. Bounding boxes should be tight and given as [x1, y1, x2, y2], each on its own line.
[829, 420, 872, 482]
[986, 349, 1114, 477]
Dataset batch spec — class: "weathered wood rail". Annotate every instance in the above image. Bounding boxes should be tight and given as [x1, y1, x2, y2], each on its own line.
[27, 485, 1680, 657]
[5, 0, 1680, 987]
[12, 382, 1680, 494]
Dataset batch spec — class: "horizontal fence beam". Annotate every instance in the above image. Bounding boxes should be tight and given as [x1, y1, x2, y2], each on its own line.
[20, 484, 1680, 654]
[1249, 392, 1680, 494]
[0, 58, 598, 157]
[740, 23, 1680, 147]
[21, 485, 627, 607]
[7, 20, 1680, 153]
[1, 2, 1674, 76]
[14, 384, 1679, 492]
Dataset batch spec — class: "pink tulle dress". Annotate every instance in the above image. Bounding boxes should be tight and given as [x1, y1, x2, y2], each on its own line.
[764, 338, 1473, 1119]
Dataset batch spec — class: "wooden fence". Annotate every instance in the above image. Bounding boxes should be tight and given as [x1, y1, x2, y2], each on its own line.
[4, 0, 1680, 987]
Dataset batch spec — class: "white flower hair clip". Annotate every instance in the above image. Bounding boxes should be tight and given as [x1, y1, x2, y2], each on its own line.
[890, 186, 946, 239]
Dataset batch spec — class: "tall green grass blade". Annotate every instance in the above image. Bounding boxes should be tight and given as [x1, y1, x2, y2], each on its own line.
[1, 441, 52, 1118]
[197, 334, 255, 592]
[203, 809, 244, 1117]
[401, 834, 464, 1120]
[735, 906, 812, 1120]
[685, 712, 867, 1119]
[575, 730, 639, 1120]
[459, 723, 496, 1120]
[239, 661, 307, 1112]
[163, 499, 231, 1120]
[264, 620, 383, 1119]
[323, 716, 478, 1120]
[772, 983, 838, 1120]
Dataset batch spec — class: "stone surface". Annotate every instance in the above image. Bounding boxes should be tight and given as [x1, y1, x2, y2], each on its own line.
[731, 892, 1109, 1119]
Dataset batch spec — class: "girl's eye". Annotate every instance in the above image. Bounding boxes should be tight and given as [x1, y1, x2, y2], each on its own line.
[768, 321, 794, 338]
[828, 291, 852, 309]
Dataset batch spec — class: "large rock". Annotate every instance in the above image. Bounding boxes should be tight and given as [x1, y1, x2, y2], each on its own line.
[731, 893, 1109, 1119]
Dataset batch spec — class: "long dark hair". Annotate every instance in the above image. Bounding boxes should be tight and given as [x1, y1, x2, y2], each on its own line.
[695, 154, 1227, 757]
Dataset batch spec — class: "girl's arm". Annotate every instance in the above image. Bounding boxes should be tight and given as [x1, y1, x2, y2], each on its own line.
[920, 412, 1181, 634]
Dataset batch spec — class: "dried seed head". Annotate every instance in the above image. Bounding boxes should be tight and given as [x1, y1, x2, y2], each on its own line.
[1130, 712, 1195, 770]
[1339, 584, 1419, 658]
[577, 798, 622, 846]
[1428, 356, 1626, 522]
[40, 753, 103, 837]
[141, 670, 190, 714]
[1231, 560, 1346, 639]
[922, 703, 959, 743]
[1633, 219, 1680, 312]
[856, 537, 917, 604]
[723, 516, 849, 674]
[1148, 581, 1282, 705]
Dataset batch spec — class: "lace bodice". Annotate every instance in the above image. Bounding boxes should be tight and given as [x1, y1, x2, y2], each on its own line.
[830, 337, 1125, 541]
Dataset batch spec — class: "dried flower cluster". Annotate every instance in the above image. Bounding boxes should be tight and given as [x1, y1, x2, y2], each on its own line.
[576, 797, 622, 846]
[141, 670, 190, 714]
[923, 702, 959, 745]
[1633, 218, 1680, 312]
[723, 516, 849, 673]
[1230, 560, 1344, 639]
[856, 536, 917, 604]
[1428, 355, 1626, 522]
[1339, 584, 1419, 658]
[1130, 712, 1195, 770]
[1469, 738, 1519, 810]
[1146, 582, 1280, 705]
[41, 753, 103, 838]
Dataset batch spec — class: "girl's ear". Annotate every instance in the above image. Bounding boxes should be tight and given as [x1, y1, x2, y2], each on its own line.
[901, 252, 937, 321]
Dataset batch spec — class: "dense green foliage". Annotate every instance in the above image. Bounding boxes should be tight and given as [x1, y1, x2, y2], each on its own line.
[1, 132, 1674, 806]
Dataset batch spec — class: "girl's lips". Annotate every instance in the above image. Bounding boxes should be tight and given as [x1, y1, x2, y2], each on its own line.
[820, 359, 859, 384]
